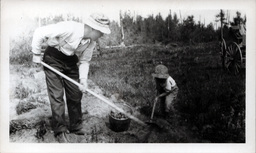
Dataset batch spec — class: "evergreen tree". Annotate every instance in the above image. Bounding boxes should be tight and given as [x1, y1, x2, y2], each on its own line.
[180, 15, 196, 43]
[155, 13, 165, 42]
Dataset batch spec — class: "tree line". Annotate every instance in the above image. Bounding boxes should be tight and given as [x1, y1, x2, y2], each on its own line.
[35, 10, 246, 47]
[106, 10, 218, 47]
[106, 10, 246, 47]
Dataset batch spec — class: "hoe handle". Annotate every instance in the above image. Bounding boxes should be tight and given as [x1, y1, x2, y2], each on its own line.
[150, 98, 158, 121]
[41, 61, 147, 126]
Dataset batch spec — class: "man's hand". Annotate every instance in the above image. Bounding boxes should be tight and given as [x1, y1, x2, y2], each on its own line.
[32, 54, 42, 63]
[79, 78, 88, 92]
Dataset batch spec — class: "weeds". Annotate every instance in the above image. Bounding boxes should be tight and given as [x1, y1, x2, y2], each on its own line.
[10, 119, 33, 134]
[16, 100, 37, 115]
[15, 83, 33, 99]
[35, 120, 47, 141]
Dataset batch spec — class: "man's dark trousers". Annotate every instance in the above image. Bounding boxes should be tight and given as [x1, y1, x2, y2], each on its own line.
[43, 47, 83, 135]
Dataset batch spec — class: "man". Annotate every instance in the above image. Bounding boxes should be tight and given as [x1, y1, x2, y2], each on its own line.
[152, 64, 179, 118]
[31, 13, 111, 142]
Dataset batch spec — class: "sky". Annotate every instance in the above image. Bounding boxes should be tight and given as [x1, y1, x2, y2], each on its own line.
[2, 0, 247, 34]
[2, 0, 245, 39]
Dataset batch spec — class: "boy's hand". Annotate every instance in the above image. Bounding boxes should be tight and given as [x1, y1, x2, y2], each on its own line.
[79, 78, 88, 92]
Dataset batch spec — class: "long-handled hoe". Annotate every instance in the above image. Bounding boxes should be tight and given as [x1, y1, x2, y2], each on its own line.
[41, 61, 161, 130]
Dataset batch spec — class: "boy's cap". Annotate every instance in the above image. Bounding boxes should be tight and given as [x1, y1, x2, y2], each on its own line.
[84, 13, 111, 34]
[152, 64, 169, 79]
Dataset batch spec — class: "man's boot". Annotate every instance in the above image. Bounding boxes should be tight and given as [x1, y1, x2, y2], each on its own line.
[55, 132, 69, 143]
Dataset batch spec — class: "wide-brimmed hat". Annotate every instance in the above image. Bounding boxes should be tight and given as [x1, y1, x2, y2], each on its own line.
[84, 13, 111, 34]
[152, 65, 169, 79]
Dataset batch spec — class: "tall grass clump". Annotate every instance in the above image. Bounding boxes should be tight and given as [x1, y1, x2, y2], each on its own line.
[9, 18, 37, 65]
[10, 37, 33, 65]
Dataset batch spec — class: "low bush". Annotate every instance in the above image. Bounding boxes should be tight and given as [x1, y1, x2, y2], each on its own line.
[15, 83, 33, 99]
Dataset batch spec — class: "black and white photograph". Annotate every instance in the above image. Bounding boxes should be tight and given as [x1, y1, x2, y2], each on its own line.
[1, 0, 255, 153]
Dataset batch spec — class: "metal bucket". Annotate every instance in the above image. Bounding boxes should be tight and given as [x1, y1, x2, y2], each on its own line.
[109, 103, 133, 132]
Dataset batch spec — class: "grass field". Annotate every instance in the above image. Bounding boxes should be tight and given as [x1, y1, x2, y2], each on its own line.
[89, 42, 245, 142]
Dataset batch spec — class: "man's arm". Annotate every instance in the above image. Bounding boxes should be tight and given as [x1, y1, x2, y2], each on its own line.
[78, 41, 96, 92]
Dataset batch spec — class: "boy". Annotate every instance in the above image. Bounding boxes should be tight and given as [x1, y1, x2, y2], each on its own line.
[152, 64, 179, 117]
